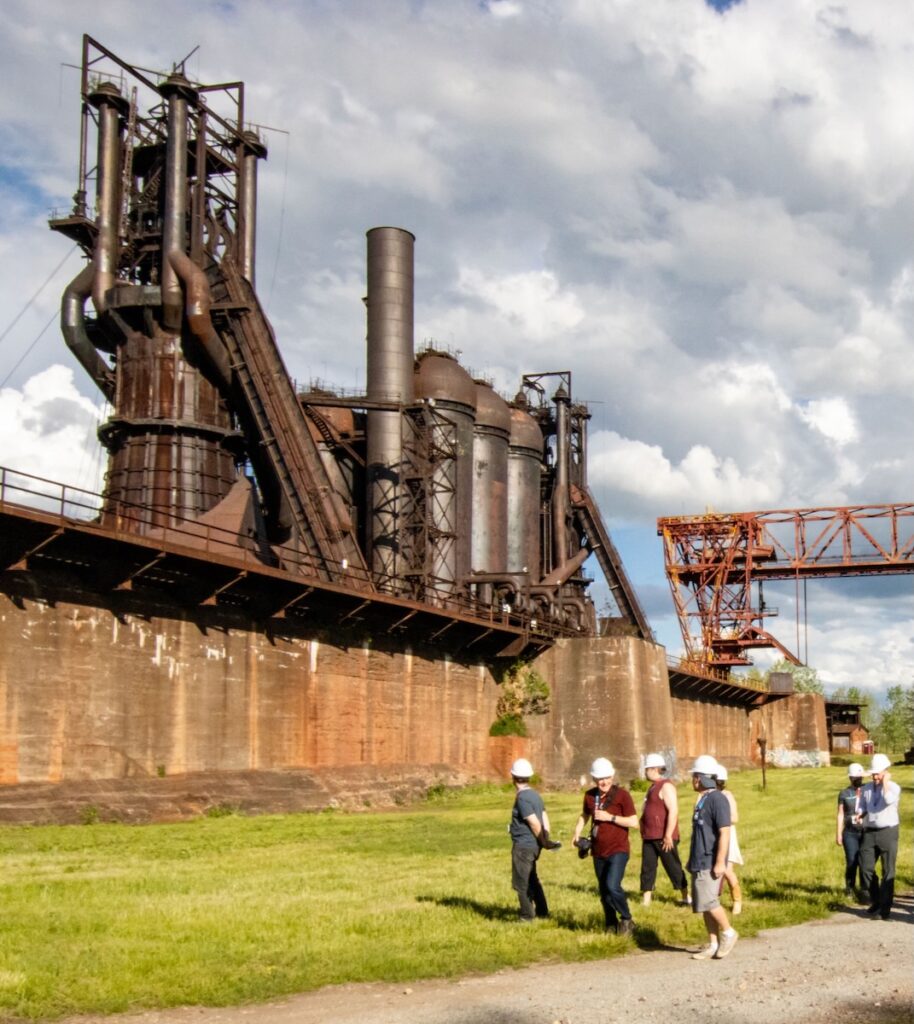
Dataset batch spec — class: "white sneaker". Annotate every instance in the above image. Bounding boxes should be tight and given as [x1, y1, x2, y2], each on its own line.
[691, 943, 718, 960]
[642, 892, 652, 907]
[714, 930, 738, 959]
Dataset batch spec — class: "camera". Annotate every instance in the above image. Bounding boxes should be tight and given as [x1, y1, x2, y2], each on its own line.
[574, 836, 592, 859]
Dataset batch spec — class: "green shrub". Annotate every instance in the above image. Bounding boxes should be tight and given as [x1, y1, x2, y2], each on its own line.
[488, 714, 527, 737]
[490, 664, 550, 735]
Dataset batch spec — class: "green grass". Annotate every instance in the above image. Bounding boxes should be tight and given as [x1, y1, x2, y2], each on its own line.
[0, 767, 910, 1019]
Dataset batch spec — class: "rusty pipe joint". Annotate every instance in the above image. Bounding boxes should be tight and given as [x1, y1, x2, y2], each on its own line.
[167, 250, 233, 390]
[160, 74, 198, 330]
[62, 263, 115, 401]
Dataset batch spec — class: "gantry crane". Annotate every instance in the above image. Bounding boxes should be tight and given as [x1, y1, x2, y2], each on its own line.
[658, 503, 914, 670]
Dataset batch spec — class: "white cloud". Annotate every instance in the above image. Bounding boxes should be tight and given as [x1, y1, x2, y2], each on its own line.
[798, 397, 858, 447]
[456, 267, 584, 340]
[0, 365, 106, 497]
[588, 430, 781, 517]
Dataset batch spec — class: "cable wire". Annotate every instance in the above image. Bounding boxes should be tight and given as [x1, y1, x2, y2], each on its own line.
[0, 244, 77, 347]
[0, 307, 59, 389]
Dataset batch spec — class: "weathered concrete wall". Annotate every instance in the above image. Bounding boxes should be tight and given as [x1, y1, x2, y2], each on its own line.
[528, 635, 675, 785]
[0, 592, 500, 786]
[670, 695, 754, 770]
[0, 583, 827, 821]
[749, 693, 830, 768]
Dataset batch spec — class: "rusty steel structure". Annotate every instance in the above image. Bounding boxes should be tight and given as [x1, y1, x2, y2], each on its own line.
[15, 35, 652, 658]
[659, 503, 914, 669]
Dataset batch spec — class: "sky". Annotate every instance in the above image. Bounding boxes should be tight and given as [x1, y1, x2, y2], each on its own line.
[0, 0, 911, 696]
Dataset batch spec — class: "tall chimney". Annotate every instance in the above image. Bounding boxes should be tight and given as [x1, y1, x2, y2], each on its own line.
[365, 226, 415, 587]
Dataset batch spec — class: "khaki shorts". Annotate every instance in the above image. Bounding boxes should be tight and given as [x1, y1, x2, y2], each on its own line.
[691, 870, 723, 912]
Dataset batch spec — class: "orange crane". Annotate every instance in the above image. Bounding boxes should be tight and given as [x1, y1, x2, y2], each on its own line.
[658, 503, 914, 670]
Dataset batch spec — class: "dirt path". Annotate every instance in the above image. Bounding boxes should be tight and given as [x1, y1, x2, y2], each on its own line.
[72, 899, 912, 1024]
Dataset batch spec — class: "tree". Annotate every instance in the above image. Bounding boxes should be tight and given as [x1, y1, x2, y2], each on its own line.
[872, 685, 914, 754]
[768, 658, 824, 694]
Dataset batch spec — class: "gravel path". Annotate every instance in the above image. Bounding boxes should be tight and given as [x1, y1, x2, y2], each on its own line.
[70, 898, 912, 1024]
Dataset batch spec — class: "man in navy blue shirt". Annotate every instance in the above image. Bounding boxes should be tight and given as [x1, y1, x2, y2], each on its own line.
[687, 755, 738, 960]
[835, 762, 865, 899]
[509, 758, 560, 921]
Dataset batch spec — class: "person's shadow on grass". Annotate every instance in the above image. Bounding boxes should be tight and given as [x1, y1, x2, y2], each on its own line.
[415, 894, 692, 949]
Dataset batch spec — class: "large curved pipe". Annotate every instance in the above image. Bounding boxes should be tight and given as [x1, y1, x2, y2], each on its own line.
[61, 263, 115, 401]
[89, 83, 126, 315]
[168, 250, 233, 390]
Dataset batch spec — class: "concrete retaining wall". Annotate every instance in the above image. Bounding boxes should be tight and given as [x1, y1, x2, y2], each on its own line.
[0, 591, 500, 787]
[529, 635, 675, 785]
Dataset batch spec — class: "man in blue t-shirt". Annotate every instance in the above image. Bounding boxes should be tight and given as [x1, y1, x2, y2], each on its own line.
[509, 757, 560, 921]
[687, 755, 738, 960]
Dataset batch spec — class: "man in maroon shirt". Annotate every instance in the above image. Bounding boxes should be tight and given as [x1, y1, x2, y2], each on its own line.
[572, 757, 638, 935]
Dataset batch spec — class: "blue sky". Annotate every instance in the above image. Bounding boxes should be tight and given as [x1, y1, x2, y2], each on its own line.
[0, 0, 911, 692]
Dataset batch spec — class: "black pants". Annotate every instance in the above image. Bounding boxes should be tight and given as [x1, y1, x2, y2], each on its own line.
[640, 838, 687, 892]
[512, 844, 548, 920]
[859, 825, 898, 917]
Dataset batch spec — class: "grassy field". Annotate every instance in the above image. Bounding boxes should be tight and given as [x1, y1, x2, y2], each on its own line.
[0, 766, 910, 1020]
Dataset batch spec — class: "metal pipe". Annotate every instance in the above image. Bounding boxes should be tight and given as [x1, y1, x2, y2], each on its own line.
[61, 263, 115, 401]
[167, 250, 233, 390]
[538, 545, 589, 587]
[160, 74, 197, 330]
[365, 226, 415, 586]
[553, 383, 571, 569]
[88, 83, 126, 314]
[238, 131, 267, 285]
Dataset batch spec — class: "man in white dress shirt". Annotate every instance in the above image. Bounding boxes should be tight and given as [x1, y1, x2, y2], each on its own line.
[855, 753, 901, 920]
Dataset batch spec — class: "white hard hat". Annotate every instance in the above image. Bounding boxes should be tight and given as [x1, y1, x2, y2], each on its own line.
[511, 758, 534, 779]
[716, 764, 729, 782]
[868, 753, 891, 774]
[848, 763, 865, 777]
[644, 753, 666, 771]
[691, 754, 719, 776]
[590, 757, 615, 779]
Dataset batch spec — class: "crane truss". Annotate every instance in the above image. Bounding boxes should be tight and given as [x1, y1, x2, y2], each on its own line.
[658, 503, 914, 670]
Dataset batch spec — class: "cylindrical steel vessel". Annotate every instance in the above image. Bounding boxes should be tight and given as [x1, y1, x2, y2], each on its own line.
[471, 381, 510, 603]
[507, 401, 543, 579]
[365, 227, 415, 587]
[88, 83, 127, 315]
[100, 315, 239, 533]
[414, 352, 476, 595]
[160, 74, 197, 329]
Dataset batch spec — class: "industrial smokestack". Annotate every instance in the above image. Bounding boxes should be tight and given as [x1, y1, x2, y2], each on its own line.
[160, 73, 197, 330]
[365, 226, 415, 587]
[88, 82, 127, 315]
